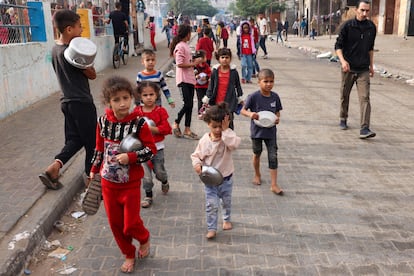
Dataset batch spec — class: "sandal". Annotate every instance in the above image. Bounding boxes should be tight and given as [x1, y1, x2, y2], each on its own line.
[161, 182, 169, 194]
[82, 175, 102, 215]
[183, 132, 199, 140]
[38, 172, 62, 190]
[138, 241, 150, 259]
[141, 197, 153, 208]
[173, 126, 182, 138]
[120, 258, 135, 273]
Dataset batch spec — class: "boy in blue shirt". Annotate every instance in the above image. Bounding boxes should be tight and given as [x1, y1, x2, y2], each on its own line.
[241, 69, 283, 195]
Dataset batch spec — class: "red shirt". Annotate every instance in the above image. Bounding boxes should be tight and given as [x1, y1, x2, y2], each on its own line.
[216, 68, 230, 103]
[196, 37, 214, 61]
[241, 33, 253, 55]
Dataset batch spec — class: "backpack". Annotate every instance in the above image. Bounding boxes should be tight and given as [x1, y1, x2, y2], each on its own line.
[221, 27, 229, 39]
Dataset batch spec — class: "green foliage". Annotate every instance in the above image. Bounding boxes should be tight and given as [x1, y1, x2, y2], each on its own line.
[168, 0, 218, 17]
[235, 0, 285, 17]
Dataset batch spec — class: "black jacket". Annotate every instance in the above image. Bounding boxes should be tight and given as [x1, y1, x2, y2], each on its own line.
[206, 64, 243, 112]
[335, 18, 376, 72]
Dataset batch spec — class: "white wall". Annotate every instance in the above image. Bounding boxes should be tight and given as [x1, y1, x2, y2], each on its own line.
[0, 3, 114, 120]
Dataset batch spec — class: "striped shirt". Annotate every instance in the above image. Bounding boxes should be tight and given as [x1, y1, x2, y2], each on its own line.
[136, 70, 173, 106]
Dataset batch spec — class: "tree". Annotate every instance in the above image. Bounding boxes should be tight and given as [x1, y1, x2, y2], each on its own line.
[235, 0, 285, 17]
[169, 0, 218, 18]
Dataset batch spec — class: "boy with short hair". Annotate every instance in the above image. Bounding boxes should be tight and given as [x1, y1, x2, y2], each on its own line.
[135, 49, 175, 108]
[39, 9, 97, 189]
[240, 69, 284, 195]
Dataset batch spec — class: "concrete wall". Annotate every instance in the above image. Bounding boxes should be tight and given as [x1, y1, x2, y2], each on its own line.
[0, 3, 115, 120]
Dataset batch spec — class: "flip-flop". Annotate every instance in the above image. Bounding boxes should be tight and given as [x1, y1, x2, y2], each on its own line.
[120, 259, 135, 273]
[82, 176, 102, 215]
[38, 172, 62, 190]
[173, 127, 182, 138]
[183, 132, 199, 140]
[138, 241, 150, 259]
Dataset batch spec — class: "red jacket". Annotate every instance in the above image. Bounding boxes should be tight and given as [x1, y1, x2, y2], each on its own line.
[91, 107, 157, 189]
[196, 37, 214, 61]
[194, 62, 212, 89]
[135, 105, 172, 144]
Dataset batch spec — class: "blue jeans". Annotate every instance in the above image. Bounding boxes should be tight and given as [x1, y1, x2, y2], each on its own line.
[204, 176, 233, 231]
[142, 149, 168, 192]
[241, 54, 253, 81]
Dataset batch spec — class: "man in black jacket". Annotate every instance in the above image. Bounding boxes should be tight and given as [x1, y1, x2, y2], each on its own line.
[335, 0, 376, 139]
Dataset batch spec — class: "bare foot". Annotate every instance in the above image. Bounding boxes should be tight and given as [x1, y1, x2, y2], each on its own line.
[223, 221, 233, 230]
[252, 175, 261, 185]
[138, 241, 150, 259]
[270, 185, 284, 196]
[206, 231, 216, 239]
[120, 258, 135, 273]
[45, 160, 61, 180]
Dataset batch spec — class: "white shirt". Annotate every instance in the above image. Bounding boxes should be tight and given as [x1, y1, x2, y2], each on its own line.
[259, 18, 268, 35]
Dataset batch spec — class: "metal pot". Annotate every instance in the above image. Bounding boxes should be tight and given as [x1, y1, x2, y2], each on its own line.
[64, 37, 97, 69]
[199, 166, 224, 186]
[119, 133, 143, 153]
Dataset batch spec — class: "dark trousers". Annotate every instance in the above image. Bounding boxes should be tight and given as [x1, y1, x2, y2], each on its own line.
[175, 83, 195, 127]
[259, 35, 268, 55]
[55, 101, 97, 175]
[196, 87, 207, 113]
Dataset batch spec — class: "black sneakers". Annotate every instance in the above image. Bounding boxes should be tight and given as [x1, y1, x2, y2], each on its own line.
[339, 120, 348, 130]
[360, 128, 376, 139]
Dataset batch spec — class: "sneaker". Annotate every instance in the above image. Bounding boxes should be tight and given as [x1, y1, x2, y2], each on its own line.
[339, 120, 348, 130]
[359, 128, 376, 139]
[263, 54, 268, 59]
[141, 197, 153, 208]
[161, 182, 169, 194]
[241, 79, 246, 84]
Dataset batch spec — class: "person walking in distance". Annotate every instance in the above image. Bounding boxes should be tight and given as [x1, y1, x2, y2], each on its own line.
[39, 9, 97, 189]
[335, 0, 376, 139]
[258, 14, 268, 59]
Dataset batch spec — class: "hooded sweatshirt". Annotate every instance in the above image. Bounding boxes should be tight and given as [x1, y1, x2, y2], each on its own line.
[239, 21, 256, 56]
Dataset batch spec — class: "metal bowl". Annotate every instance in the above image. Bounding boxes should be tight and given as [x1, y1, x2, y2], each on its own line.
[143, 117, 156, 127]
[119, 133, 143, 153]
[199, 166, 224, 186]
[254, 111, 277, 128]
[64, 37, 97, 69]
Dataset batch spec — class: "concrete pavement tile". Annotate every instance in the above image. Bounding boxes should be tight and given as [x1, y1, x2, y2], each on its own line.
[264, 254, 300, 267]
[202, 255, 235, 269]
[284, 265, 319, 276]
[316, 264, 352, 275]
[377, 262, 414, 275]
[295, 253, 330, 266]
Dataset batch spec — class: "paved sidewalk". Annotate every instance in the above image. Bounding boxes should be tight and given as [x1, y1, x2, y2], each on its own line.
[278, 34, 414, 82]
[0, 32, 413, 275]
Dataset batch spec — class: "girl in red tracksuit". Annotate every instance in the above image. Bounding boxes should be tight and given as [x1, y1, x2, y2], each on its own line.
[90, 76, 157, 273]
[147, 16, 157, 51]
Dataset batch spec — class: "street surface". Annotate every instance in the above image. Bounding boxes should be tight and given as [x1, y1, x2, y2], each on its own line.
[25, 36, 414, 275]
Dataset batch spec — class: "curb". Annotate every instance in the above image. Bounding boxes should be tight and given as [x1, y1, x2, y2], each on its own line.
[0, 39, 178, 276]
[0, 153, 84, 276]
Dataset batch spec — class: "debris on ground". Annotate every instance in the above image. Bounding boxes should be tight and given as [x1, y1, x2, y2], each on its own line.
[316, 51, 332, 59]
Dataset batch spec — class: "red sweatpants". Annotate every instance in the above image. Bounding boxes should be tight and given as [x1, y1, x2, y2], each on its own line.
[102, 180, 150, 259]
[150, 32, 156, 50]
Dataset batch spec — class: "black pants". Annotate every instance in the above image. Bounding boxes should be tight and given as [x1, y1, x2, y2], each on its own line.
[175, 83, 195, 127]
[114, 33, 128, 48]
[55, 101, 97, 175]
[195, 87, 207, 113]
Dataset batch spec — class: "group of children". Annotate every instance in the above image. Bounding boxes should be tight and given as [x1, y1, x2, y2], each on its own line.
[42, 9, 284, 273]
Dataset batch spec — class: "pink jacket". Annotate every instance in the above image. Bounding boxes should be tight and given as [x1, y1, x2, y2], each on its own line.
[174, 41, 196, 86]
[191, 129, 241, 178]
